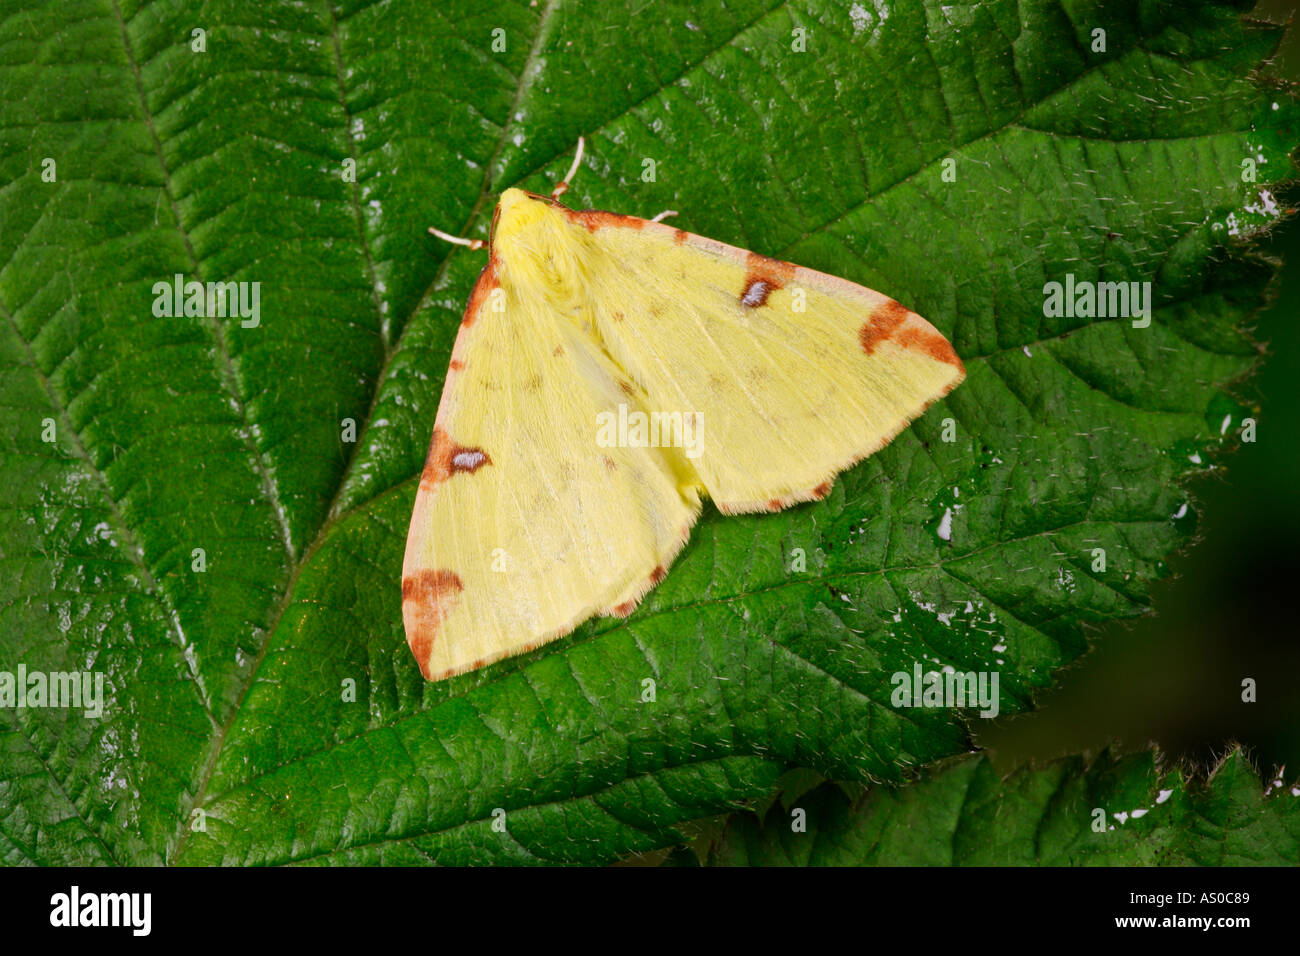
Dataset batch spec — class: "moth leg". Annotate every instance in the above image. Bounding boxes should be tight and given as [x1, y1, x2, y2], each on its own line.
[648, 209, 679, 223]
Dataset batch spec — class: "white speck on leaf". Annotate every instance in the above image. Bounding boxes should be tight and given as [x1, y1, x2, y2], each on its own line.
[850, 0, 890, 38]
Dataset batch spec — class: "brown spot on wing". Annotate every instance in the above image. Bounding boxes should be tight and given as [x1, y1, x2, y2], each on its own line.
[461, 254, 500, 329]
[613, 599, 637, 616]
[553, 344, 564, 357]
[813, 481, 832, 499]
[619, 380, 636, 396]
[602, 456, 618, 472]
[402, 570, 464, 679]
[448, 359, 465, 372]
[859, 300, 910, 355]
[673, 229, 687, 244]
[420, 427, 493, 490]
[767, 498, 783, 512]
[741, 251, 797, 308]
[650, 565, 667, 585]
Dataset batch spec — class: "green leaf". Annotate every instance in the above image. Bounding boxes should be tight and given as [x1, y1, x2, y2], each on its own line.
[1, 0, 1295, 865]
[707, 748, 1300, 865]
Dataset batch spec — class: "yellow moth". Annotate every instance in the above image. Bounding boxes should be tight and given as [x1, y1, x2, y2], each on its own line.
[403, 140, 965, 681]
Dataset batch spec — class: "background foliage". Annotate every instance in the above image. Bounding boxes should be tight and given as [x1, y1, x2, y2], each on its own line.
[981, 0, 1300, 781]
[709, 749, 1300, 865]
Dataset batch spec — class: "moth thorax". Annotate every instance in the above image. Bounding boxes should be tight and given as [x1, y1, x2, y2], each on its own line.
[495, 190, 592, 304]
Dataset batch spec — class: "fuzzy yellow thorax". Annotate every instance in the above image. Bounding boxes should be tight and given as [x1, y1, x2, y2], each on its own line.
[493, 188, 596, 302]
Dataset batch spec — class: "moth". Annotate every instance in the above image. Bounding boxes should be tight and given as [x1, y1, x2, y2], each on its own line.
[403, 140, 964, 680]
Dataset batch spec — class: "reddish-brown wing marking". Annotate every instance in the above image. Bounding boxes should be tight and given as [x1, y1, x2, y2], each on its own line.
[564, 208, 646, 233]
[740, 251, 796, 308]
[858, 300, 910, 354]
[402, 570, 464, 679]
[859, 299, 962, 368]
[459, 254, 500, 329]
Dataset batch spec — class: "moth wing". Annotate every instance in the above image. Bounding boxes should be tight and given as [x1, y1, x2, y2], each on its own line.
[571, 211, 965, 512]
[402, 260, 701, 680]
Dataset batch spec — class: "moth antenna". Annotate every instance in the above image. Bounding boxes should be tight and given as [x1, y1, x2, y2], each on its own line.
[649, 209, 679, 223]
[551, 136, 585, 200]
[428, 225, 486, 250]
